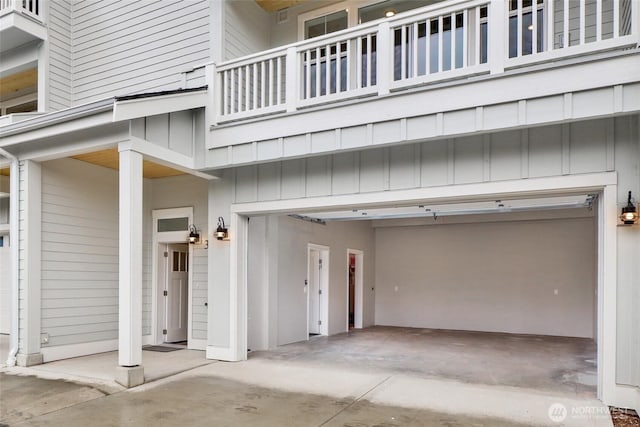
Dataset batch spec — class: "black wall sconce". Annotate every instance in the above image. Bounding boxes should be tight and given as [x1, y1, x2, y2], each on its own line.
[620, 191, 638, 225]
[215, 216, 229, 240]
[188, 224, 200, 244]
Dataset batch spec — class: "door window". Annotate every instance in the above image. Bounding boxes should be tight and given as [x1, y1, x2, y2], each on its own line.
[172, 250, 188, 272]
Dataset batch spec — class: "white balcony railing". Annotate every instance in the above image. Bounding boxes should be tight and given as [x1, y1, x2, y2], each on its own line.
[0, 0, 43, 21]
[214, 0, 638, 124]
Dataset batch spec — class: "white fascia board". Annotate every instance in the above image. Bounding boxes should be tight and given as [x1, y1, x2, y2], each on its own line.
[231, 172, 617, 215]
[0, 13, 48, 41]
[113, 90, 208, 122]
[119, 137, 217, 180]
[0, 98, 114, 143]
[209, 52, 640, 147]
[0, 110, 115, 148]
[0, 42, 38, 77]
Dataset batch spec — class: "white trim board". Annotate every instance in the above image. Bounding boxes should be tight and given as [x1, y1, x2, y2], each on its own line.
[151, 207, 195, 347]
[222, 171, 631, 409]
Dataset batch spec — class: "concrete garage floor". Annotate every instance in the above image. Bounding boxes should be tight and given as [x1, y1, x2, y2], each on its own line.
[253, 326, 597, 397]
[0, 327, 610, 427]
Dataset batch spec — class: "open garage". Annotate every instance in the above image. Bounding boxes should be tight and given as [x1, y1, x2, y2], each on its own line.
[244, 193, 599, 396]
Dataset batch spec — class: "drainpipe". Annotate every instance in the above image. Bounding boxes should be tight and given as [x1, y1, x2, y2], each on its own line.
[0, 147, 19, 367]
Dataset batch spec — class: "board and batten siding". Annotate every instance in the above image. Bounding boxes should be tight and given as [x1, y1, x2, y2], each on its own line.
[40, 158, 119, 348]
[223, 0, 271, 61]
[230, 117, 637, 204]
[47, 0, 73, 111]
[71, 0, 210, 105]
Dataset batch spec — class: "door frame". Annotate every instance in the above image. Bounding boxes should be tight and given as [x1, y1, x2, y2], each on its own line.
[307, 243, 330, 337]
[226, 172, 618, 404]
[346, 249, 364, 331]
[151, 207, 194, 347]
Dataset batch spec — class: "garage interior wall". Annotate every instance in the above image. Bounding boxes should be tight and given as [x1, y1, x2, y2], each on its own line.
[374, 215, 597, 338]
[247, 215, 375, 350]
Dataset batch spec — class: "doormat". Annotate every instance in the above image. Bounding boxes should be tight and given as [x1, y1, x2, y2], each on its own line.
[142, 345, 183, 353]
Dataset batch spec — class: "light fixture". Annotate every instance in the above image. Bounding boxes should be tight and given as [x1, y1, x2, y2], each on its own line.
[188, 224, 200, 244]
[215, 216, 229, 240]
[384, 9, 396, 17]
[620, 191, 638, 225]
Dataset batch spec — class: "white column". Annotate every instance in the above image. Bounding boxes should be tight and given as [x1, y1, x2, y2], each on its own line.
[488, 0, 506, 75]
[377, 22, 391, 96]
[118, 149, 143, 368]
[17, 160, 42, 367]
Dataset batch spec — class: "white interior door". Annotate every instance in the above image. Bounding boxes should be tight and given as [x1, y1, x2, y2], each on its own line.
[308, 249, 321, 335]
[0, 235, 9, 334]
[165, 244, 188, 343]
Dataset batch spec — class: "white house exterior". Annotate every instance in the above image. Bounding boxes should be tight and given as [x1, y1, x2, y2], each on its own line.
[0, 0, 639, 413]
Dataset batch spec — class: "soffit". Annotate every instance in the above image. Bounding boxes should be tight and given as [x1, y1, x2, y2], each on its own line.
[72, 148, 185, 179]
[255, 0, 310, 12]
[0, 68, 37, 101]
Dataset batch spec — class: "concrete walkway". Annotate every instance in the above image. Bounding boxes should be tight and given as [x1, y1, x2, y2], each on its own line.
[0, 328, 614, 426]
[6, 347, 213, 393]
[1, 356, 613, 426]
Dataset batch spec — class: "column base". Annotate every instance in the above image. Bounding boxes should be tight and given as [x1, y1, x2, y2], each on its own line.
[16, 353, 44, 367]
[115, 365, 145, 388]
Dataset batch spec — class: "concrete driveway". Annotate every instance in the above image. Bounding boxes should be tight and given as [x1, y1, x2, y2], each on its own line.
[0, 327, 614, 426]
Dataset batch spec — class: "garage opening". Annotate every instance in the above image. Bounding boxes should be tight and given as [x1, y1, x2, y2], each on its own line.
[245, 193, 599, 396]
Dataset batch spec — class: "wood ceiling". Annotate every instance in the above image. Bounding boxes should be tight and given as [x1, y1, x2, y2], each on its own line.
[255, 0, 310, 12]
[72, 148, 185, 179]
[0, 68, 37, 101]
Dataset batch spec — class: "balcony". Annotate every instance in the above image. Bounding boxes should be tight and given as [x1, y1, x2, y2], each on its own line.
[0, 0, 46, 51]
[212, 0, 638, 125]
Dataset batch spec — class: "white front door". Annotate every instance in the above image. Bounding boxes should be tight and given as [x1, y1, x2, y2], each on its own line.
[165, 244, 188, 343]
[308, 249, 321, 335]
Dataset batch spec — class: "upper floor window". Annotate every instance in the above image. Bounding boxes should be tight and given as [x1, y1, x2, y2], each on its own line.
[304, 10, 348, 39]
[300, 0, 435, 40]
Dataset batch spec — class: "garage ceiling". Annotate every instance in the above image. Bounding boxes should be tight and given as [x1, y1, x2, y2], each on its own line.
[302, 195, 596, 221]
[72, 148, 185, 179]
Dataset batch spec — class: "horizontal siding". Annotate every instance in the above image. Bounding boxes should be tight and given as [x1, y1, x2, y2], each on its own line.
[71, 0, 210, 104]
[224, 0, 271, 61]
[192, 248, 207, 340]
[40, 158, 119, 348]
[48, 0, 73, 111]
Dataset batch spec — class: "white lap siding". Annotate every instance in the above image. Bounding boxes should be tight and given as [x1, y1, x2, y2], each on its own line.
[40, 158, 118, 347]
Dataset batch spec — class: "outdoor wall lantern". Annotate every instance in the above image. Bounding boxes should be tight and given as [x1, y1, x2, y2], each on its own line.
[188, 224, 200, 244]
[215, 216, 229, 240]
[620, 191, 638, 225]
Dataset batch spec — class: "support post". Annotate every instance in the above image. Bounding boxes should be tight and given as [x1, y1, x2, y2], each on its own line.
[116, 148, 144, 388]
[16, 160, 43, 367]
[488, 0, 506, 75]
